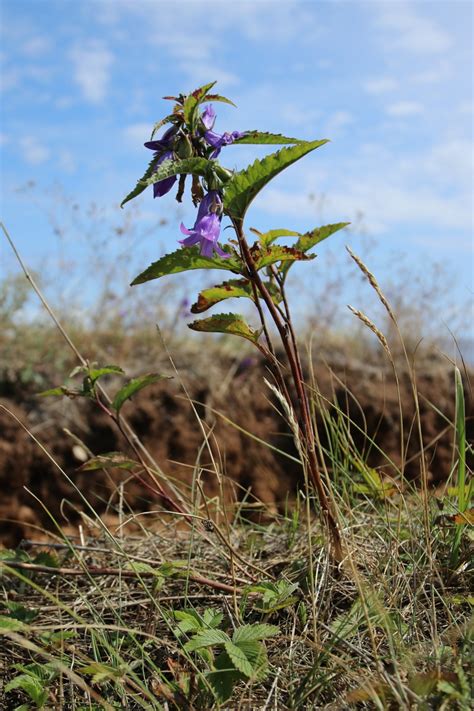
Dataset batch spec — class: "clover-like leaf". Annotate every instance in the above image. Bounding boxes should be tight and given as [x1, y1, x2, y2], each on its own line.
[188, 313, 262, 344]
[112, 373, 168, 414]
[223, 139, 328, 220]
[131, 246, 242, 285]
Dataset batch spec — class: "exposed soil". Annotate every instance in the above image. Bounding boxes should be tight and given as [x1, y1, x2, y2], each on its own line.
[1, 353, 472, 546]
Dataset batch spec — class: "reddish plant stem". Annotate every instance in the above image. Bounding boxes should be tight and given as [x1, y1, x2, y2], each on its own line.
[232, 219, 342, 559]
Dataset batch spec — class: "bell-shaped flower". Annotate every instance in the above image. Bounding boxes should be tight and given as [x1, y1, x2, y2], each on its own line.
[144, 125, 178, 198]
[200, 104, 245, 158]
[179, 191, 230, 259]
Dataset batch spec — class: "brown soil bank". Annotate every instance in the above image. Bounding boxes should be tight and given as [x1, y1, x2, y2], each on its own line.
[0, 354, 472, 546]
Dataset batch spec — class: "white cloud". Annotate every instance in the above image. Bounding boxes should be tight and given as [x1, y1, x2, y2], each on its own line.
[385, 101, 424, 117]
[19, 136, 50, 165]
[363, 77, 399, 94]
[0, 132, 8, 146]
[323, 110, 353, 137]
[374, 2, 452, 54]
[21, 36, 51, 57]
[70, 41, 114, 103]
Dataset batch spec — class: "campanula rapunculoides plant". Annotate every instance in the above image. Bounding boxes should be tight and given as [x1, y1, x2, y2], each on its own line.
[122, 81, 349, 559]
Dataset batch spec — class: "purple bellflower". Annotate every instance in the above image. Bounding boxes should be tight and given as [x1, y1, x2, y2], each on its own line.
[144, 125, 178, 198]
[179, 190, 230, 259]
[201, 104, 245, 158]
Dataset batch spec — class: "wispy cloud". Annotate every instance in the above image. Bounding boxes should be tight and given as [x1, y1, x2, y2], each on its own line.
[374, 2, 452, 54]
[70, 41, 114, 103]
[385, 101, 424, 117]
[123, 123, 153, 145]
[19, 136, 50, 165]
[363, 77, 399, 95]
[21, 35, 51, 57]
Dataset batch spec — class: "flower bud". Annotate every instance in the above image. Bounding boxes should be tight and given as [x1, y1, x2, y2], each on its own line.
[176, 134, 193, 159]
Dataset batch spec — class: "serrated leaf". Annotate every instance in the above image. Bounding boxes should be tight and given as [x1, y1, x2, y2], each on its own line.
[250, 227, 301, 247]
[132, 246, 241, 285]
[191, 278, 282, 314]
[234, 131, 305, 145]
[82, 662, 123, 684]
[251, 244, 315, 270]
[224, 641, 254, 677]
[234, 640, 268, 680]
[281, 222, 349, 278]
[137, 157, 219, 192]
[123, 561, 161, 576]
[223, 139, 328, 220]
[233, 624, 279, 644]
[4, 602, 38, 624]
[183, 81, 217, 127]
[204, 93, 236, 107]
[207, 652, 242, 703]
[188, 313, 262, 344]
[112, 373, 168, 414]
[150, 113, 178, 140]
[184, 628, 231, 651]
[78, 452, 138, 471]
[0, 615, 28, 632]
[5, 674, 48, 704]
[121, 154, 161, 208]
[32, 552, 59, 568]
[88, 365, 125, 383]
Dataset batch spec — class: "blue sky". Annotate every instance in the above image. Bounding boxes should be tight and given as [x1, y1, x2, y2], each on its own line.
[1, 0, 472, 345]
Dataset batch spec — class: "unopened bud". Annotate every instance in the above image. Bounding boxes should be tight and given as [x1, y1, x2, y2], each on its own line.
[176, 134, 193, 159]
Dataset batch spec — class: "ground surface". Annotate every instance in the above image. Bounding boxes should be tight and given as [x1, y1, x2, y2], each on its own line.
[1, 350, 471, 546]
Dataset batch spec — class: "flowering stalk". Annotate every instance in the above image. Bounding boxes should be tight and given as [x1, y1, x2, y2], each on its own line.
[123, 82, 348, 560]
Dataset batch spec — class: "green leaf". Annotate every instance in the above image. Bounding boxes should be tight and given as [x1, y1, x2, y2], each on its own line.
[5, 674, 48, 705]
[0, 615, 28, 632]
[132, 246, 241, 286]
[188, 313, 262, 344]
[37, 386, 69, 397]
[224, 641, 254, 677]
[81, 662, 123, 684]
[4, 602, 38, 624]
[234, 131, 306, 145]
[251, 244, 315, 270]
[112, 373, 168, 414]
[250, 227, 301, 247]
[183, 81, 217, 127]
[280, 222, 350, 278]
[206, 652, 242, 703]
[233, 640, 268, 680]
[136, 157, 220, 192]
[191, 278, 282, 314]
[184, 628, 231, 651]
[233, 624, 279, 644]
[32, 552, 59, 568]
[150, 113, 178, 140]
[223, 139, 328, 220]
[204, 93, 236, 108]
[78, 452, 138, 471]
[87, 365, 125, 383]
[121, 154, 160, 208]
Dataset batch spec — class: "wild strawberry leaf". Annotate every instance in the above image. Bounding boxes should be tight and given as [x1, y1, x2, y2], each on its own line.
[224, 641, 254, 677]
[232, 623, 280, 644]
[234, 131, 306, 145]
[188, 313, 262, 344]
[112, 373, 169, 414]
[191, 278, 281, 314]
[184, 628, 231, 651]
[223, 139, 328, 220]
[131, 246, 242, 285]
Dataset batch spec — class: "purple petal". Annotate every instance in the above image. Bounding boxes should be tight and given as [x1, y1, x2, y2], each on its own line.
[201, 105, 216, 131]
[213, 243, 231, 259]
[179, 222, 193, 235]
[200, 239, 215, 258]
[153, 176, 176, 198]
[179, 233, 201, 247]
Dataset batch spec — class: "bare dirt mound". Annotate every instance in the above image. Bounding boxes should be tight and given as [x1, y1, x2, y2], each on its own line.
[0, 355, 472, 545]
